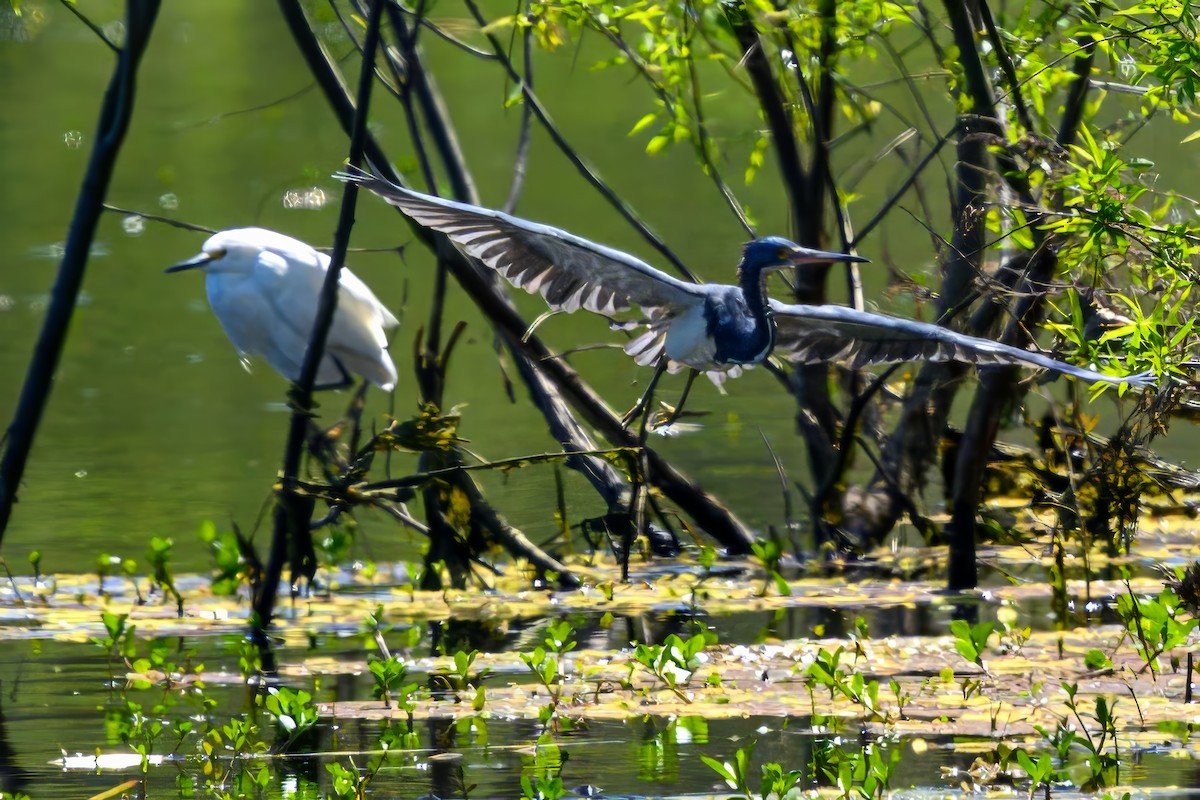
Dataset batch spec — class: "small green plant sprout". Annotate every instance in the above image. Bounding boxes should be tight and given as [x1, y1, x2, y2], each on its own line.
[760, 759, 805, 800]
[804, 647, 890, 723]
[259, 686, 319, 749]
[1084, 648, 1113, 671]
[368, 654, 413, 711]
[521, 619, 579, 721]
[198, 518, 249, 596]
[1116, 585, 1198, 676]
[452, 648, 489, 690]
[701, 741, 757, 797]
[1062, 682, 1121, 790]
[127, 636, 187, 691]
[750, 539, 791, 597]
[632, 632, 709, 702]
[848, 615, 870, 662]
[1015, 749, 1058, 800]
[361, 604, 392, 651]
[520, 771, 566, 800]
[542, 618, 577, 656]
[119, 557, 143, 604]
[232, 635, 262, 680]
[681, 544, 719, 619]
[950, 619, 995, 670]
[91, 610, 135, 666]
[812, 735, 902, 800]
[147, 536, 183, 615]
[327, 760, 367, 800]
[200, 714, 267, 785]
[113, 697, 164, 774]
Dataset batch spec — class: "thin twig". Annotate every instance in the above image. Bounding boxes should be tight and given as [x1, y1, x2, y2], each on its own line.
[59, 0, 118, 51]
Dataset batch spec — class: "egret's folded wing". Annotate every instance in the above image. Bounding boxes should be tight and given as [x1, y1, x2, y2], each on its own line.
[769, 301, 1155, 388]
[252, 248, 385, 389]
[341, 167, 706, 317]
[336, 267, 400, 334]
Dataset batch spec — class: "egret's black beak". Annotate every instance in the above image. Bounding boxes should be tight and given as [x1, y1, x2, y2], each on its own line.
[788, 246, 869, 266]
[165, 253, 214, 274]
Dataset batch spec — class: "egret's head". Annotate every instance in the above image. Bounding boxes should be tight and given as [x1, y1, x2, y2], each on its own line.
[737, 236, 867, 279]
[165, 228, 293, 275]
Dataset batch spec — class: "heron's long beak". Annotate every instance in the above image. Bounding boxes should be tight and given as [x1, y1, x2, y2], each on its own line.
[788, 246, 869, 266]
[164, 252, 214, 273]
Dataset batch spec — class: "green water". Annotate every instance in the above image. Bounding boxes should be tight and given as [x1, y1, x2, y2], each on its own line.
[0, 2, 879, 570]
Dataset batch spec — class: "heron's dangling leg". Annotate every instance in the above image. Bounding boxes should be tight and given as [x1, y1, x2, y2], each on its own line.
[660, 369, 699, 428]
[621, 358, 669, 429]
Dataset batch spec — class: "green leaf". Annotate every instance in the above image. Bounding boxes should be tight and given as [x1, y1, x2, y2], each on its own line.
[628, 112, 658, 136]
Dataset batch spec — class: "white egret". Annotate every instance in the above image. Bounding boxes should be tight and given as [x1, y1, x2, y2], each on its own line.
[167, 228, 399, 391]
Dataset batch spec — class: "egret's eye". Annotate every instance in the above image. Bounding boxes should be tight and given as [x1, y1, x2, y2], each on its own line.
[207, 247, 227, 260]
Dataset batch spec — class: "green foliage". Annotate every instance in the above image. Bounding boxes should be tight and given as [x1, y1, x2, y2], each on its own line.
[811, 735, 902, 800]
[200, 715, 269, 782]
[232, 636, 262, 680]
[703, 742, 808, 800]
[1084, 648, 1113, 670]
[258, 686, 319, 748]
[367, 655, 403, 702]
[701, 741, 757, 796]
[750, 539, 791, 597]
[1063, 683, 1121, 790]
[522, 618, 580, 725]
[112, 697, 164, 773]
[950, 619, 995, 668]
[1015, 749, 1058, 800]
[91, 610, 134, 661]
[631, 631, 713, 702]
[197, 519, 246, 596]
[326, 761, 367, 800]
[147, 535, 183, 613]
[804, 646, 892, 723]
[1116, 585, 1198, 674]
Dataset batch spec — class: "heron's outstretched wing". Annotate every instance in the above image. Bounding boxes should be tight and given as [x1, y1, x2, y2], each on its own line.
[341, 167, 708, 317]
[770, 301, 1156, 388]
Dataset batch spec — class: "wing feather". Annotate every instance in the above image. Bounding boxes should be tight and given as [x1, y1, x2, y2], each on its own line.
[341, 168, 707, 320]
[770, 301, 1154, 388]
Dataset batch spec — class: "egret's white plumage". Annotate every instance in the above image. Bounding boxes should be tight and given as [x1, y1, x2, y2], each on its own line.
[167, 228, 399, 391]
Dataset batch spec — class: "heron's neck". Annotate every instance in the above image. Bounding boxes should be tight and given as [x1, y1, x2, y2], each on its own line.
[737, 263, 773, 320]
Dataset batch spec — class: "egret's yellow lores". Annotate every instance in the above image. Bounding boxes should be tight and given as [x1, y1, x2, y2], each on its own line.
[167, 228, 398, 390]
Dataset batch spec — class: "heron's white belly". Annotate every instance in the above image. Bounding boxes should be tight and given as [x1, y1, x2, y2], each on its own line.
[664, 305, 716, 369]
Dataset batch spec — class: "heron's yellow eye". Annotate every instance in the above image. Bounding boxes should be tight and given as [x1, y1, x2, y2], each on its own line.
[776, 247, 790, 261]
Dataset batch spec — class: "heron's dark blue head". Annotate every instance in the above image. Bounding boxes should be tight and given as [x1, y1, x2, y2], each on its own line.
[737, 236, 867, 280]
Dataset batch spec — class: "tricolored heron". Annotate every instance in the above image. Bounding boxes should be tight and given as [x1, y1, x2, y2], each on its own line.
[167, 228, 399, 390]
[340, 169, 1154, 412]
